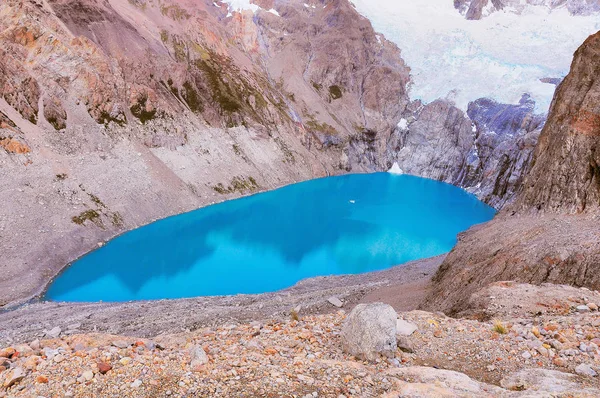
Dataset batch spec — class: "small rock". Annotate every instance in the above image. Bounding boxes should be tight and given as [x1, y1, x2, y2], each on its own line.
[575, 364, 597, 377]
[327, 297, 343, 308]
[190, 346, 209, 369]
[29, 339, 40, 351]
[36, 375, 49, 383]
[112, 340, 130, 349]
[588, 303, 598, 311]
[396, 336, 414, 353]
[3, 367, 24, 388]
[45, 327, 61, 339]
[53, 354, 65, 363]
[521, 351, 532, 359]
[119, 357, 132, 366]
[576, 305, 591, 313]
[0, 348, 15, 359]
[82, 370, 94, 381]
[131, 379, 142, 388]
[396, 319, 418, 336]
[97, 362, 112, 374]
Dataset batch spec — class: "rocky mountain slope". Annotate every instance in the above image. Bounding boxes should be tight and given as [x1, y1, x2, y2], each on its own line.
[0, 0, 415, 307]
[0, 0, 559, 307]
[423, 31, 600, 314]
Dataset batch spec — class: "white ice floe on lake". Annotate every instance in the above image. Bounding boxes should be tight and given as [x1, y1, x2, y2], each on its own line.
[388, 162, 404, 175]
[352, 0, 600, 113]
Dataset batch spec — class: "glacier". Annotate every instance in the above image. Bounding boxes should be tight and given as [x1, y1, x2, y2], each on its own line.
[351, 0, 600, 112]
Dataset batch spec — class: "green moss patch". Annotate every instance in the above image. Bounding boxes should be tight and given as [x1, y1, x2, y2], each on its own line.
[329, 85, 343, 100]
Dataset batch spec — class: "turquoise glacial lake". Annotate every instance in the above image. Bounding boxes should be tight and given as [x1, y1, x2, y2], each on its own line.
[46, 173, 495, 302]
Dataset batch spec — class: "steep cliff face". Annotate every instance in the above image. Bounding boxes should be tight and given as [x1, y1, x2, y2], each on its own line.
[423, 31, 600, 315]
[514, 32, 600, 213]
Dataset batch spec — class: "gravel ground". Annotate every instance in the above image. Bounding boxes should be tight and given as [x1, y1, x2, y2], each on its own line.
[2, 292, 600, 397]
[0, 256, 443, 347]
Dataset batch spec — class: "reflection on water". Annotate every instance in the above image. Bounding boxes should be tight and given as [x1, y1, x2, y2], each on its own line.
[46, 173, 496, 302]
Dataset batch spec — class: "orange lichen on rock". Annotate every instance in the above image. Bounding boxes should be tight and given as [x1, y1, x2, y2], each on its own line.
[0, 137, 31, 154]
[572, 110, 600, 136]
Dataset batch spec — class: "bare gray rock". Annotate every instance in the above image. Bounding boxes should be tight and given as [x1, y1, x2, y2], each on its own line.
[501, 368, 600, 394]
[190, 346, 209, 368]
[396, 319, 418, 336]
[327, 297, 343, 308]
[341, 303, 398, 361]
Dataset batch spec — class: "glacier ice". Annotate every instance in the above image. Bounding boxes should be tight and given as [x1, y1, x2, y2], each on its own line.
[351, 0, 600, 113]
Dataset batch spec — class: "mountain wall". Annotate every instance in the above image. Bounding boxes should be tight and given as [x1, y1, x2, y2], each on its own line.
[423, 31, 600, 315]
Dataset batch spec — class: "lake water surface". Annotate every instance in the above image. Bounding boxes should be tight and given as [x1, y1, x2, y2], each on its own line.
[46, 173, 495, 302]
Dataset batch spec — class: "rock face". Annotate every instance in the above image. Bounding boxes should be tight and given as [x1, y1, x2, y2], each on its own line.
[340, 303, 397, 361]
[514, 32, 600, 213]
[423, 31, 600, 315]
[455, 0, 600, 19]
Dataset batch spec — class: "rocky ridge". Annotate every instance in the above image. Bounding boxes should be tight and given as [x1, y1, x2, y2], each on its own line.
[423, 31, 600, 314]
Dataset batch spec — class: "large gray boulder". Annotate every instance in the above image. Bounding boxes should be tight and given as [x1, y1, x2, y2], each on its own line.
[341, 303, 398, 361]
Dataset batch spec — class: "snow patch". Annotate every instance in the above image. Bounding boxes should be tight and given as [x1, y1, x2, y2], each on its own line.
[352, 0, 600, 113]
[388, 162, 404, 175]
[397, 118, 409, 131]
[223, 0, 259, 13]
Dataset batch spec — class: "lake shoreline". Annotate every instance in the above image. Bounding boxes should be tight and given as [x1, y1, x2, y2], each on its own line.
[0, 254, 444, 346]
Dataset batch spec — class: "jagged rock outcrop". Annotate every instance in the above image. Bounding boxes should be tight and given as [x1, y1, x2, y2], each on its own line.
[348, 94, 544, 208]
[455, 0, 600, 19]
[514, 32, 600, 213]
[423, 31, 600, 315]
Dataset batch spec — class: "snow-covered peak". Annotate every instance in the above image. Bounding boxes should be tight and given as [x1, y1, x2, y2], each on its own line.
[352, 0, 600, 113]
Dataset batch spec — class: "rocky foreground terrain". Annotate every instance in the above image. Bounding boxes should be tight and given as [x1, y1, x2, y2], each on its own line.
[2, 282, 600, 397]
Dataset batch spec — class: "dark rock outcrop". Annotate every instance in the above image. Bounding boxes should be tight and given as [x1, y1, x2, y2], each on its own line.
[423, 31, 600, 315]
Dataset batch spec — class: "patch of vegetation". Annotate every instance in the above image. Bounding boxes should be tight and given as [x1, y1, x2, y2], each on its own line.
[212, 176, 259, 195]
[130, 95, 157, 124]
[160, 29, 169, 43]
[46, 115, 65, 131]
[329, 85, 343, 100]
[492, 320, 508, 334]
[274, 137, 295, 164]
[195, 58, 242, 113]
[55, 173, 67, 181]
[72, 209, 102, 228]
[173, 39, 187, 62]
[111, 212, 124, 227]
[232, 144, 242, 156]
[312, 81, 322, 91]
[89, 193, 106, 208]
[305, 120, 338, 136]
[182, 81, 202, 113]
[97, 110, 126, 127]
[160, 4, 191, 21]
